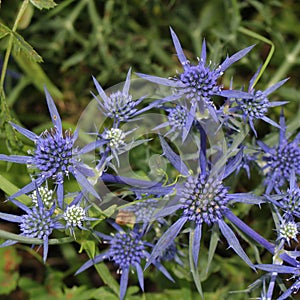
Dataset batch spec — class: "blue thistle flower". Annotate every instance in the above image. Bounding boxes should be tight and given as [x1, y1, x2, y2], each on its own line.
[92, 68, 147, 125]
[75, 223, 173, 300]
[0, 88, 99, 208]
[143, 136, 268, 269]
[256, 264, 300, 300]
[258, 111, 300, 193]
[138, 28, 255, 139]
[266, 172, 300, 220]
[121, 198, 158, 224]
[0, 187, 63, 262]
[153, 104, 190, 141]
[232, 67, 288, 136]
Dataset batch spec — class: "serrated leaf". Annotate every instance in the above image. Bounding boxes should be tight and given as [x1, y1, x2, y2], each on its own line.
[0, 24, 11, 40]
[12, 32, 43, 62]
[30, 0, 57, 10]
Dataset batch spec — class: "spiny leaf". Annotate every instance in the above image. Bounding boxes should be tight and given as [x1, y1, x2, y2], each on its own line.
[12, 32, 43, 62]
[0, 24, 11, 40]
[30, 0, 57, 10]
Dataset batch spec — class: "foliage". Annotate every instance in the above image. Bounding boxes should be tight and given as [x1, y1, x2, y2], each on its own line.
[0, 1, 300, 300]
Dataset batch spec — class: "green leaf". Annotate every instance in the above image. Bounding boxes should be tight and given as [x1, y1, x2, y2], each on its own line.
[30, 0, 57, 10]
[13, 55, 63, 100]
[0, 24, 11, 40]
[0, 174, 31, 205]
[12, 31, 43, 62]
[82, 241, 120, 296]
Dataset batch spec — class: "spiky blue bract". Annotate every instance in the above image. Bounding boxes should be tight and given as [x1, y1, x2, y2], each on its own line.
[258, 111, 300, 193]
[138, 28, 254, 138]
[256, 264, 300, 300]
[233, 76, 288, 136]
[0, 88, 99, 207]
[0, 188, 63, 262]
[76, 224, 173, 300]
[92, 68, 148, 125]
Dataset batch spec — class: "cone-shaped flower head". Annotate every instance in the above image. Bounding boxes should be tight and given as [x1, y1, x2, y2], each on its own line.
[258, 112, 300, 193]
[180, 174, 229, 226]
[0, 88, 99, 207]
[76, 223, 173, 300]
[92, 68, 146, 124]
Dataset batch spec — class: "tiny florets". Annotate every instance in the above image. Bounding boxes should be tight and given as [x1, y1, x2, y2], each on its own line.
[237, 90, 269, 119]
[280, 187, 300, 218]
[102, 128, 126, 149]
[167, 105, 188, 131]
[264, 142, 300, 190]
[180, 175, 229, 226]
[110, 231, 145, 269]
[20, 207, 54, 239]
[176, 62, 222, 107]
[30, 186, 54, 208]
[33, 128, 75, 178]
[105, 91, 137, 122]
[124, 199, 158, 223]
[64, 205, 86, 227]
[278, 220, 299, 244]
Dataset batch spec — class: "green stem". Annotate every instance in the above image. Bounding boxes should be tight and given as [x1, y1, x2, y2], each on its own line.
[0, 0, 30, 98]
[267, 38, 300, 87]
[238, 26, 275, 89]
[0, 229, 74, 245]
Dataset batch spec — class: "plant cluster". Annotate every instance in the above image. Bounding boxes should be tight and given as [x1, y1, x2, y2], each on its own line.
[1, 1, 300, 300]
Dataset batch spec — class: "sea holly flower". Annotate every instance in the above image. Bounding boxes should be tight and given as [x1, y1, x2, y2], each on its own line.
[266, 172, 300, 220]
[143, 136, 268, 269]
[75, 223, 173, 300]
[278, 219, 299, 246]
[258, 111, 300, 194]
[0, 88, 99, 208]
[0, 187, 64, 262]
[92, 68, 148, 125]
[153, 104, 190, 141]
[138, 27, 254, 139]
[231, 67, 288, 136]
[83, 125, 150, 171]
[119, 198, 158, 224]
[62, 192, 98, 237]
[256, 264, 300, 300]
[30, 185, 54, 209]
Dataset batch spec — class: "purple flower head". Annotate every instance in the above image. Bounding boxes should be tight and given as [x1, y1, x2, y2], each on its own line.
[0, 88, 99, 208]
[0, 187, 63, 262]
[258, 111, 300, 193]
[138, 28, 254, 139]
[143, 137, 265, 269]
[75, 223, 173, 300]
[233, 68, 288, 136]
[122, 198, 158, 224]
[267, 172, 300, 220]
[180, 174, 229, 226]
[92, 68, 146, 125]
[167, 105, 188, 133]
